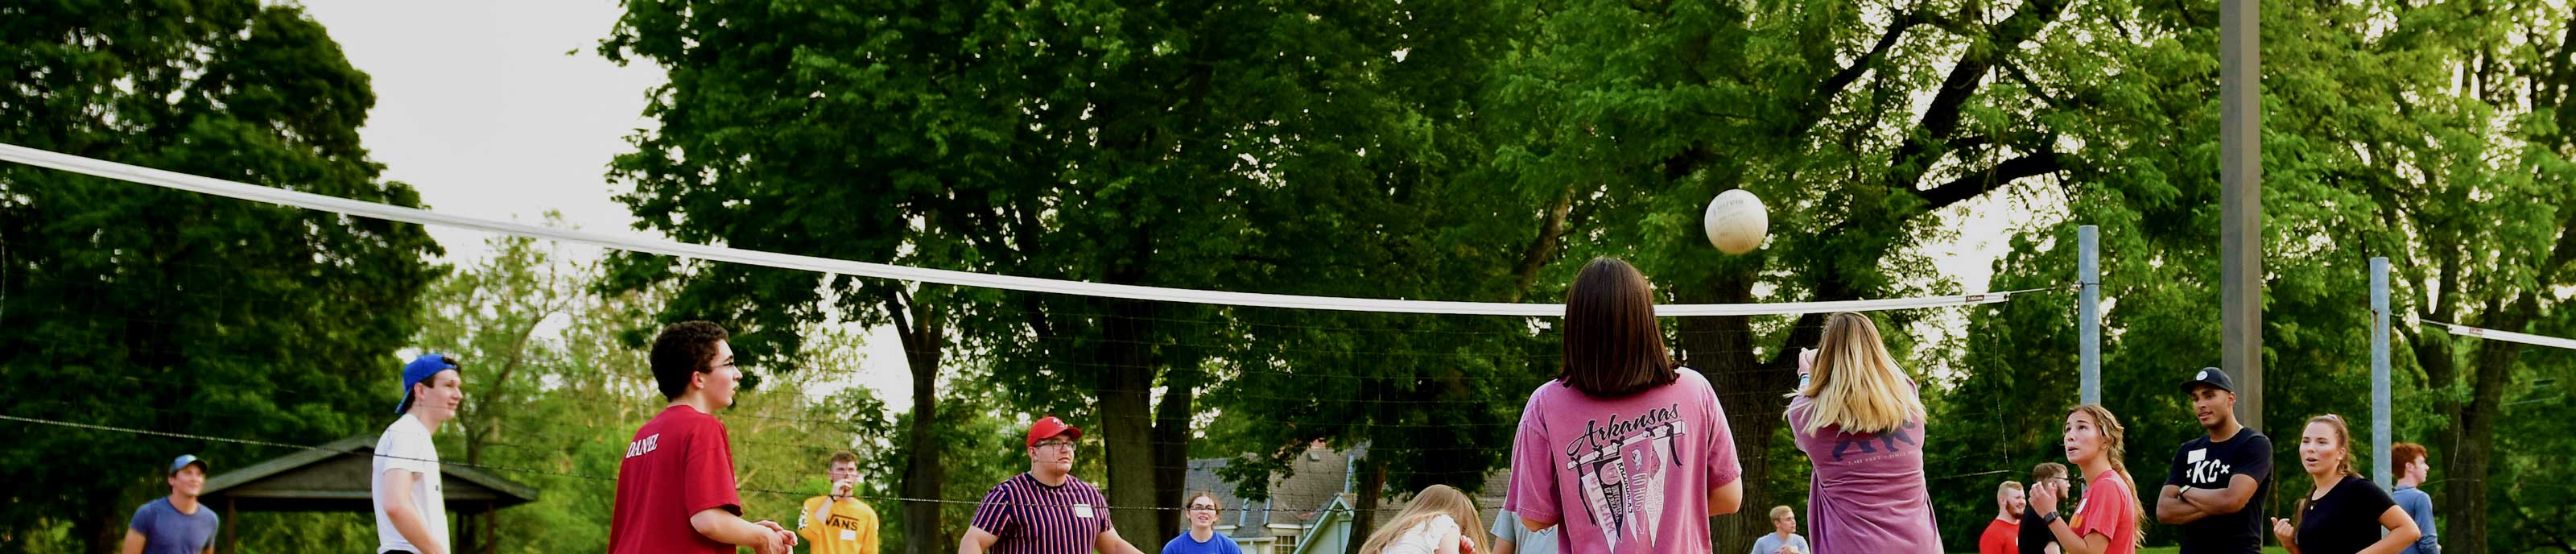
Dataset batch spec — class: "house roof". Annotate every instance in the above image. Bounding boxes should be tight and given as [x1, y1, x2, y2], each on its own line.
[1185, 444, 1514, 544]
[200, 434, 537, 513]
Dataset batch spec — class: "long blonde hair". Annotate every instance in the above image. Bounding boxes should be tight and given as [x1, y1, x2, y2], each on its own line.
[2292, 414, 2361, 524]
[1358, 485, 1483, 554]
[1791, 312, 1926, 435]
[2066, 404, 2143, 545]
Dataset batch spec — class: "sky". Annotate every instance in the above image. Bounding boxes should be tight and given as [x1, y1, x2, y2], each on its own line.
[295, 0, 2043, 412]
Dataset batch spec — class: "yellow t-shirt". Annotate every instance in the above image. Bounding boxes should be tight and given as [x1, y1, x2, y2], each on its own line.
[797, 496, 881, 554]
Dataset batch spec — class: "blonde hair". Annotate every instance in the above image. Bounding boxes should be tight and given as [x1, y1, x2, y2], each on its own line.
[1791, 312, 1926, 435]
[1769, 506, 1794, 519]
[1359, 485, 1482, 554]
[2066, 404, 2143, 546]
[1998, 481, 2024, 498]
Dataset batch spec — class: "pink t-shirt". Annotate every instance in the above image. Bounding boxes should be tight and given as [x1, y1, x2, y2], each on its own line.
[1787, 391, 1941, 553]
[1504, 368, 1741, 554]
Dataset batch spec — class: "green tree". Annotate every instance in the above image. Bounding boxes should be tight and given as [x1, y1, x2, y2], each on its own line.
[0, 2, 442, 552]
[1940, 1, 2576, 552]
[1488, 0, 2092, 548]
[598, 1, 1543, 549]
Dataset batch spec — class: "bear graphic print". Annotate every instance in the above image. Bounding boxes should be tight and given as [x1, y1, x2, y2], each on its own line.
[1507, 369, 1740, 554]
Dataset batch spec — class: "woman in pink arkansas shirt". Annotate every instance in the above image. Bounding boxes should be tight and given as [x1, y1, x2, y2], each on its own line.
[1786, 312, 1942, 553]
[1503, 258, 1746, 554]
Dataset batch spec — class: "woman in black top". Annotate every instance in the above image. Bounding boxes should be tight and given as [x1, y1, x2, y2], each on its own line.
[2268, 415, 2421, 554]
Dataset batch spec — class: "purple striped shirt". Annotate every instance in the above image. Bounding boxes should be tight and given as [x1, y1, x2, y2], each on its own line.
[971, 473, 1113, 554]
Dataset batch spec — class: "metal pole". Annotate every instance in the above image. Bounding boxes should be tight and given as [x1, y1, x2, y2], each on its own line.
[2372, 257, 2392, 491]
[2220, 0, 2264, 433]
[2081, 225, 2101, 404]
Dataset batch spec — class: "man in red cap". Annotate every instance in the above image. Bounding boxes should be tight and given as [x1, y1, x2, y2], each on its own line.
[959, 416, 1146, 554]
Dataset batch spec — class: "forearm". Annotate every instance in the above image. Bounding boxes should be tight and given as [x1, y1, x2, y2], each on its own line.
[385, 504, 445, 554]
[2045, 519, 2099, 554]
[690, 511, 775, 547]
[2361, 535, 2422, 554]
[2157, 490, 2210, 523]
[2178, 487, 2248, 514]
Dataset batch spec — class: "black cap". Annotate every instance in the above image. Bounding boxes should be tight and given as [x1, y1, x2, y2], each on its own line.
[2182, 366, 2235, 394]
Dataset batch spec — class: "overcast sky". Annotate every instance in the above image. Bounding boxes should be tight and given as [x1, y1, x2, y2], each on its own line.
[295, 0, 2040, 412]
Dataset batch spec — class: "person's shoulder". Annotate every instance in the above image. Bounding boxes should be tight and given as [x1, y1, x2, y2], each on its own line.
[1064, 474, 1104, 493]
[2175, 434, 2211, 450]
[2236, 429, 2273, 449]
[989, 473, 1032, 492]
[1675, 366, 1711, 387]
[130, 498, 168, 521]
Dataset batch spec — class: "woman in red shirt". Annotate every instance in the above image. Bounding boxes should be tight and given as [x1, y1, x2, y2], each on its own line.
[2029, 404, 2140, 554]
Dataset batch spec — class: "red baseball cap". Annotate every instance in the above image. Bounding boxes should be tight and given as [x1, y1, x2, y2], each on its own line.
[1026, 416, 1082, 447]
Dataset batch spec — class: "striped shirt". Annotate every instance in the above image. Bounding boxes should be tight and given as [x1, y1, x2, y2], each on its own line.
[970, 473, 1113, 554]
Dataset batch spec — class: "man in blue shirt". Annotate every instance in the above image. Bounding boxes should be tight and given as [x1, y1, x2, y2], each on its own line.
[123, 454, 219, 554]
[2391, 443, 2439, 554]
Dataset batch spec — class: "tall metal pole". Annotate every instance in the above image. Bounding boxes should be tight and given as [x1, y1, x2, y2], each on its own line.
[2372, 257, 2392, 491]
[2220, 0, 2264, 433]
[2081, 225, 2102, 404]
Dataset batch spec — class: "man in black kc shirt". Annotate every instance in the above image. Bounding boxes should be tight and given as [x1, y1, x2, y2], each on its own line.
[2155, 367, 2274, 553]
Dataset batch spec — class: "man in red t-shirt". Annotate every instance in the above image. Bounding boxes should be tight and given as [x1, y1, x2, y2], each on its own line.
[609, 321, 798, 554]
[1979, 481, 2026, 554]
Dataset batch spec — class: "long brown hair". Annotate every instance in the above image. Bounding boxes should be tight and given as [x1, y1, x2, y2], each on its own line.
[2066, 404, 2143, 544]
[1357, 485, 1483, 554]
[1790, 312, 1925, 434]
[1558, 258, 1677, 397]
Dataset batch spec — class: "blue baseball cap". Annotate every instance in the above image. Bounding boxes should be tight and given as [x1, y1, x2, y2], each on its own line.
[2182, 366, 2235, 394]
[396, 353, 460, 414]
[169, 454, 207, 476]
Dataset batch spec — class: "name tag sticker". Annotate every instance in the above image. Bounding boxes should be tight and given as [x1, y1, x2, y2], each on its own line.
[841, 529, 857, 541]
[1073, 504, 1096, 519]
[2187, 449, 2207, 464]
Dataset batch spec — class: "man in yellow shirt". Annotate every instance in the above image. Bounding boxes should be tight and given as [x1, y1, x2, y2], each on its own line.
[798, 451, 880, 554]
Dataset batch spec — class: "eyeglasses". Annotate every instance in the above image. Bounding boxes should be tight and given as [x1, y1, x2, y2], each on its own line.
[1188, 504, 1221, 511]
[1034, 440, 1077, 450]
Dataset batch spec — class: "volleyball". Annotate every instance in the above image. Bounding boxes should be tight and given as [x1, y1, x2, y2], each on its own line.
[1703, 188, 1769, 254]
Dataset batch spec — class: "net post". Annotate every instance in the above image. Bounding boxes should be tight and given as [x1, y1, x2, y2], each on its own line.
[2080, 225, 2101, 405]
[2372, 256, 2392, 491]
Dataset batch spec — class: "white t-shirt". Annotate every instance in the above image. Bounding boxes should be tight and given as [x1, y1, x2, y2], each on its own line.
[1381, 514, 1459, 554]
[373, 414, 448, 554]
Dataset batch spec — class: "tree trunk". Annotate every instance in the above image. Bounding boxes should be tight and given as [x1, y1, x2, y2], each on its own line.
[1674, 271, 1821, 554]
[81, 488, 120, 554]
[1096, 303, 1164, 548]
[1151, 367, 1200, 541]
[1344, 460, 1387, 554]
[2440, 307, 2532, 554]
[896, 298, 947, 554]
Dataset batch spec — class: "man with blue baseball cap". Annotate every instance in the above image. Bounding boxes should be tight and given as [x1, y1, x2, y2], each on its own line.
[375, 353, 464, 554]
[122, 454, 218, 554]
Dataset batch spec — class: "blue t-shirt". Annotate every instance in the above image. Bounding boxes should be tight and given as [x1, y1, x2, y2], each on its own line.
[1488, 508, 1558, 554]
[2392, 486, 2439, 554]
[1749, 533, 1810, 554]
[128, 498, 219, 554]
[1161, 530, 1243, 554]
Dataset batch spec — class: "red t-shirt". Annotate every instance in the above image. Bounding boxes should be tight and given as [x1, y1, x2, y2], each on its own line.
[2068, 470, 2139, 554]
[1978, 517, 2019, 554]
[609, 405, 745, 554]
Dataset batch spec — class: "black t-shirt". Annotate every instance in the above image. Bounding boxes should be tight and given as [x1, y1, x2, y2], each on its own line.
[2019, 503, 2055, 554]
[2294, 475, 2398, 554]
[2164, 428, 2275, 553]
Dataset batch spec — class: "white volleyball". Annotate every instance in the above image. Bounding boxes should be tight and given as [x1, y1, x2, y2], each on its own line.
[1703, 189, 1769, 254]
